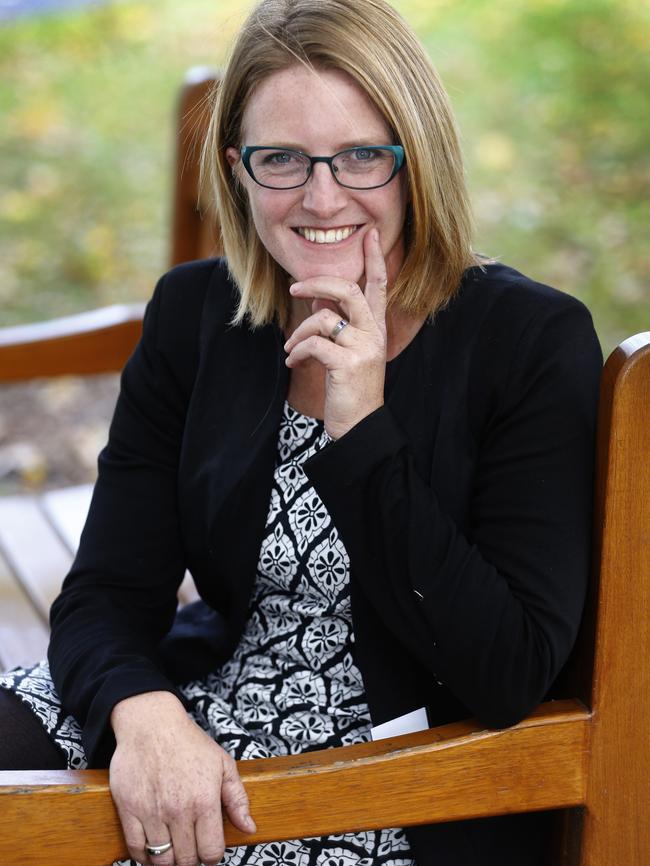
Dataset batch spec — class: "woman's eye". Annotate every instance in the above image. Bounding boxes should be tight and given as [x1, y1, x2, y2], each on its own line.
[263, 150, 294, 165]
[353, 148, 377, 161]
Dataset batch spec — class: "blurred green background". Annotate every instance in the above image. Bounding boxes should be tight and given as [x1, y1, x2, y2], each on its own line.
[1, 0, 648, 354]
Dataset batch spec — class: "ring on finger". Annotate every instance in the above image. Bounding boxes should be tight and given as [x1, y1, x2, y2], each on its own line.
[145, 840, 173, 857]
[329, 319, 349, 343]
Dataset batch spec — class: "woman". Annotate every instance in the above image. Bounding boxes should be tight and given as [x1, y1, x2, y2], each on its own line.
[0, 0, 602, 864]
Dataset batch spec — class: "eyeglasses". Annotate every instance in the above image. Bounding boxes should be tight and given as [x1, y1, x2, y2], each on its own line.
[239, 145, 405, 190]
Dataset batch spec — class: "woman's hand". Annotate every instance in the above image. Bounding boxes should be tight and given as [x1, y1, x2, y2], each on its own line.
[110, 691, 255, 866]
[284, 228, 388, 440]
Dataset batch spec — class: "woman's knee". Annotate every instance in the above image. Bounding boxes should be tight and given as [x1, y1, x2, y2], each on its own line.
[0, 688, 67, 770]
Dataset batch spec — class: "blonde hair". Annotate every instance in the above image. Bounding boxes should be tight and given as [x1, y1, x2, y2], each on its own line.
[202, 0, 484, 328]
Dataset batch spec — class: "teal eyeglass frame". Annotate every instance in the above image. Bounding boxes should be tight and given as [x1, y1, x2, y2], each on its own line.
[240, 145, 405, 190]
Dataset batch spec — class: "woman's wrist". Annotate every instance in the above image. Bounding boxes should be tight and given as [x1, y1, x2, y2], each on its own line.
[110, 690, 186, 739]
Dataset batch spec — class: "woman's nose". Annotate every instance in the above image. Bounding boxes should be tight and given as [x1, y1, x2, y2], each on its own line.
[301, 162, 348, 216]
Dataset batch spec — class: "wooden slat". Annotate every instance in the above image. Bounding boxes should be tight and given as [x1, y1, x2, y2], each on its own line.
[0, 700, 590, 866]
[0, 496, 73, 621]
[0, 548, 49, 670]
[40, 484, 93, 553]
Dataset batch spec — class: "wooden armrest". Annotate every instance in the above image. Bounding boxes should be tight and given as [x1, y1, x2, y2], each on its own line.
[0, 304, 145, 382]
[0, 700, 590, 866]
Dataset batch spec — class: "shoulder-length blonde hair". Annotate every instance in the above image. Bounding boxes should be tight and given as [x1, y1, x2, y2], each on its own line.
[202, 0, 484, 329]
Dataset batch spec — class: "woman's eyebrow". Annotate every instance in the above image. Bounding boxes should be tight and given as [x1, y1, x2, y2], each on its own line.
[336, 139, 391, 149]
[249, 138, 391, 151]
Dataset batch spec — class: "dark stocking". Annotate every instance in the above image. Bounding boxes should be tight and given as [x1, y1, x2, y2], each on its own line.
[0, 687, 67, 769]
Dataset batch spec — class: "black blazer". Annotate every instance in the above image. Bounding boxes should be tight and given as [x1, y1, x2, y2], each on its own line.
[49, 258, 602, 865]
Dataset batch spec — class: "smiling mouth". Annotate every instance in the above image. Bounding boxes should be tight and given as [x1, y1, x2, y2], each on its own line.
[294, 225, 359, 244]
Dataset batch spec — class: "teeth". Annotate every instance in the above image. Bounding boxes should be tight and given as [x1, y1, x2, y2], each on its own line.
[298, 225, 357, 244]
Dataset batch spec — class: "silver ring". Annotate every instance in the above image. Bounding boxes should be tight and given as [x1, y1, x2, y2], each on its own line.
[145, 840, 173, 857]
[329, 319, 349, 342]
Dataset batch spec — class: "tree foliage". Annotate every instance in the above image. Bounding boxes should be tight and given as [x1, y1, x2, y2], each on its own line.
[1, 0, 648, 351]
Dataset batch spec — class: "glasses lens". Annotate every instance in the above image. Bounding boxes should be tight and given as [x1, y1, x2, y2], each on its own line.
[249, 149, 311, 188]
[332, 147, 396, 188]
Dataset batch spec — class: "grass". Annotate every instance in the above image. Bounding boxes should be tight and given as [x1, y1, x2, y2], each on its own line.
[1, 0, 648, 354]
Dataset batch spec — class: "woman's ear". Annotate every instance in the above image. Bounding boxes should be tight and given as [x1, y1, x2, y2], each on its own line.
[226, 147, 247, 201]
[225, 147, 240, 169]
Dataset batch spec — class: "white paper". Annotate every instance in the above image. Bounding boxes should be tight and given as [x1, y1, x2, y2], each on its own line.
[370, 706, 429, 741]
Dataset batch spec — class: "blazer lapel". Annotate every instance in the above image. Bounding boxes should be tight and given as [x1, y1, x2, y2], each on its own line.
[179, 318, 289, 623]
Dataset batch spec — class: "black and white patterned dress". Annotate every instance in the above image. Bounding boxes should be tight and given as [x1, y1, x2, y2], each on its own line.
[0, 401, 416, 866]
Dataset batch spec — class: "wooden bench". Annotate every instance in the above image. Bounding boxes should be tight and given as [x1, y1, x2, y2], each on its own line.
[1, 69, 649, 865]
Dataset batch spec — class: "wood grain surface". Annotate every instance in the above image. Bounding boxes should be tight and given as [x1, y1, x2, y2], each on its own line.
[0, 304, 145, 382]
[580, 333, 650, 864]
[0, 700, 589, 866]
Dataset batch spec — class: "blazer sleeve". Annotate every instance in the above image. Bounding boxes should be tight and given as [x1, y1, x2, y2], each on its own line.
[304, 291, 603, 728]
[48, 262, 209, 765]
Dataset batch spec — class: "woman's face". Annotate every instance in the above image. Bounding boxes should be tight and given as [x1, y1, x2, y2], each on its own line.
[226, 64, 408, 289]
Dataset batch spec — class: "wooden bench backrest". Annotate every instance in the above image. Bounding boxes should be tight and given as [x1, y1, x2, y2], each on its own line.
[170, 68, 222, 267]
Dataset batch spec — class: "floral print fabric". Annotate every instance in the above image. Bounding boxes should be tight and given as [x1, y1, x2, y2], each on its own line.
[0, 401, 415, 865]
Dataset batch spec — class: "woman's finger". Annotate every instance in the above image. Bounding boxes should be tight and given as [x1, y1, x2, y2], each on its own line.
[221, 754, 257, 835]
[285, 307, 354, 353]
[289, 275, 374, 331]
[167, 816, 199, 866]
[116, 810, 148, 865]
[363, 228, 389, 325]
[195, 805, 228, 866]
[285, 333, 345, 369]
[140, 818, 175, 866]
[311, 297, 340, 317]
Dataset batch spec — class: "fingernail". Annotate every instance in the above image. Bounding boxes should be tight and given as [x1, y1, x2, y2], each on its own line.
[289, 282, 301, 294]
[245, 814, 257, 833]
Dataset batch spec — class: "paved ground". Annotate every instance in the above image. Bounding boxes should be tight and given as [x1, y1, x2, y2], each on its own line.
[0, 374, 119, 495]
